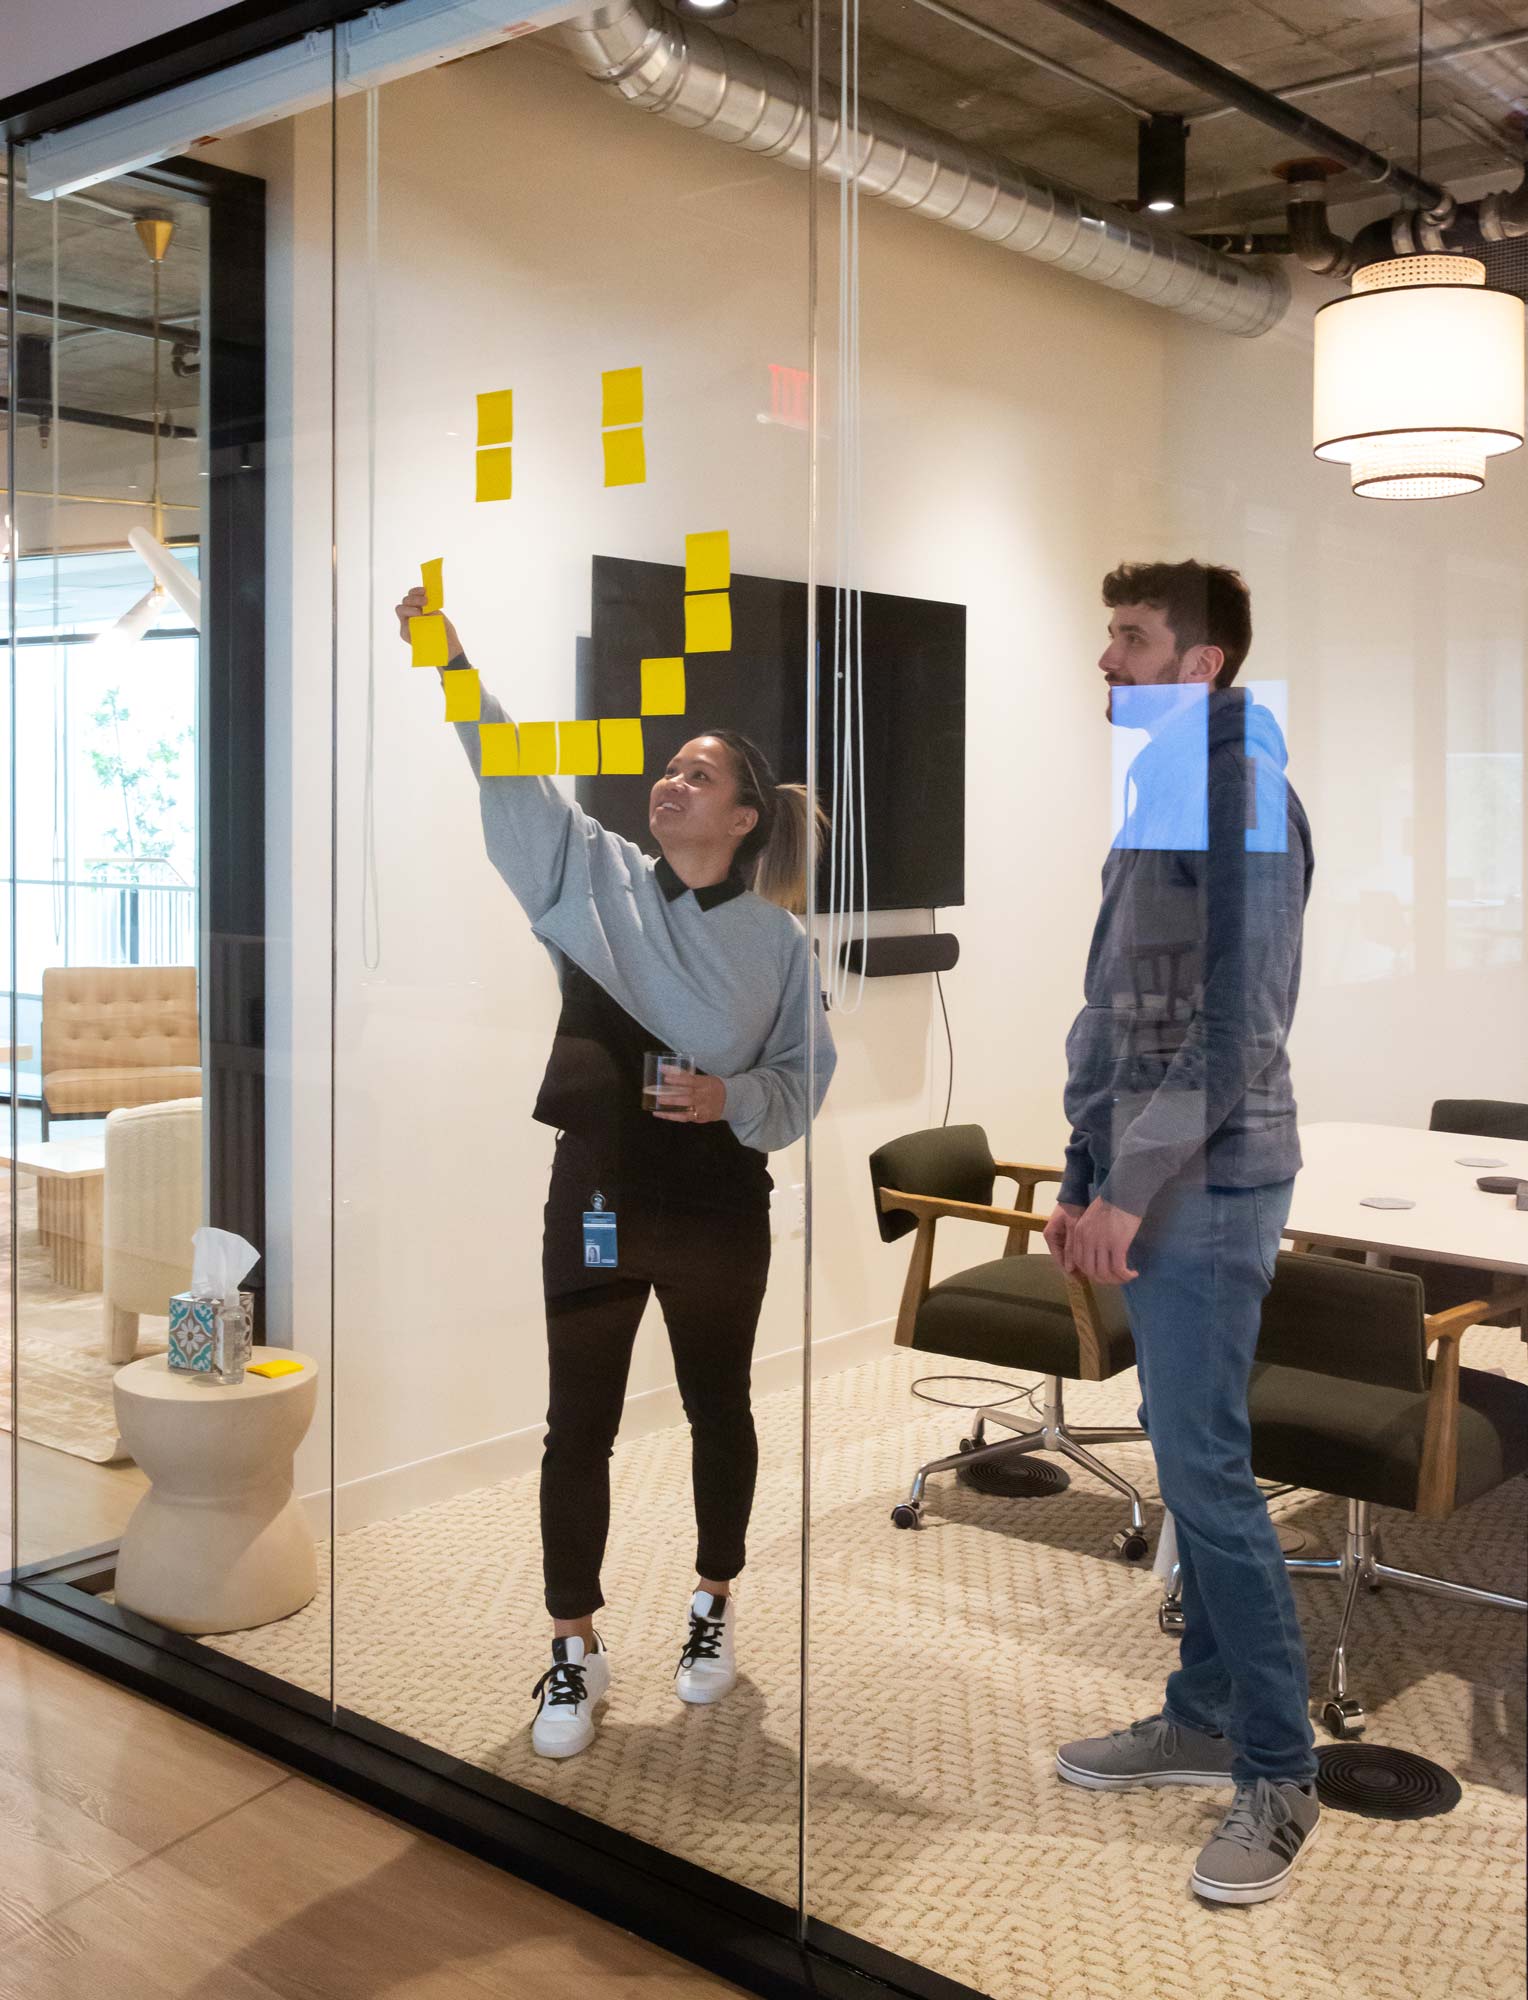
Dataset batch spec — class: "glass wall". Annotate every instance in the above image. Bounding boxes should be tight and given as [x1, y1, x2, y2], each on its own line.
[6, 9, 1527, 2000]
[4, 157, 218, 1572]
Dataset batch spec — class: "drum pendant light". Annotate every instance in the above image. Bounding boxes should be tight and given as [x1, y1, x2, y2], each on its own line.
[1312, 254, 1525, 500]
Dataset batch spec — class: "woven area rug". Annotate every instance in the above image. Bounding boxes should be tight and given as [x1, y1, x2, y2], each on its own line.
[201, 1335, 1528, 2000]
[0, 1174, 166, 1463]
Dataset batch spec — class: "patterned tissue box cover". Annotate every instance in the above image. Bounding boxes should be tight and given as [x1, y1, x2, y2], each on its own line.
[168, 1290, 254, 1375]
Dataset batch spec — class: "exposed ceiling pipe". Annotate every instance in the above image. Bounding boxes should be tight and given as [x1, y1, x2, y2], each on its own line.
[905, 0, 1153, 119]
[1016, 0, 1454, 220]
[554, 0, 1287, 336]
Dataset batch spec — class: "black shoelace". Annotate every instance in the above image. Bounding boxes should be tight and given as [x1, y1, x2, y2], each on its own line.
[678, 1610, 725, 1671]
[532, 1658, 589, 1710]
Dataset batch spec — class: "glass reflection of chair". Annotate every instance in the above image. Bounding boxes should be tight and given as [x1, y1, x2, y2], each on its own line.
[870, 1124, 1149, 1556]
[1160, 1251, 1528, 1741]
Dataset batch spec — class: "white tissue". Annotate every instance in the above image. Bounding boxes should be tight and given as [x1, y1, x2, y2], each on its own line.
[189, 1226, 260, 1305]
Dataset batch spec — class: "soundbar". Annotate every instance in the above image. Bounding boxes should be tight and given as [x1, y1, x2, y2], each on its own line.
[839, 933, 960, 978]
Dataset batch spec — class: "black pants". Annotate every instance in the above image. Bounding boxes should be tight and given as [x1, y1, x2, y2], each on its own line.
[541, 1150, 771, 1620]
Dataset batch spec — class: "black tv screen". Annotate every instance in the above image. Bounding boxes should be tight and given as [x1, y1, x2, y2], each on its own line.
[578, 556, 965, 911]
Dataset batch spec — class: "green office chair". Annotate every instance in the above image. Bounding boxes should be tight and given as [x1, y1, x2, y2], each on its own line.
[871, 1124, 1150, 1559]
[1160, 1251, 1528, 1739]
[1392, 1099, 1528, 1332]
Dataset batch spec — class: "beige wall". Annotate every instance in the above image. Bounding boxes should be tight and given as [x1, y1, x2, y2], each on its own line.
[211, 39, 1528, 1521]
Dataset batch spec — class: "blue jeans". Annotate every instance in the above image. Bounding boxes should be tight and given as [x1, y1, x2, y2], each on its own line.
[1103, 1172, 1317, 1785]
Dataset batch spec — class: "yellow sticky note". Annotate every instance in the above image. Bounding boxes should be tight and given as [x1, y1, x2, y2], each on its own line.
[247, 1359, 304, 1379]
[476, 446, 513, 502]
[420, 557, 444, 613]
[517, 721, 557, 776]
[602, 366, 643, 429]
[602, 427, 645, 488]
[558, 720, 599, 777]
[479, 722, 519, 776]
[443, 668, 481, 723]
[477, 389, 514, 448]
[641, 656, 686, 715]
[601, 718, 645, 774]
[685, 531, 730, 595]
[685, 591, 731, 654]
[410, 613, 449, 669]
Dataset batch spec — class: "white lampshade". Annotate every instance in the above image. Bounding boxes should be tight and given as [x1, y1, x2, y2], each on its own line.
[1313, 255, 1525, 500]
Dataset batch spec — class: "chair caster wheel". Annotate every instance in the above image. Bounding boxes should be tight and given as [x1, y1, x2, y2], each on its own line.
[958, 1437, 976, 1454]
[890, 1503, 922, 1531]
[1113, 1528, 1149, 1563]
[1322, 1697, 1366, 1739]
[1158, 1601, 1186, 1635]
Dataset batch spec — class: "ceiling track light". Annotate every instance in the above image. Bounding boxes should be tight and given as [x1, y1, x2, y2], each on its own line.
[1137, 111, 1187, 214]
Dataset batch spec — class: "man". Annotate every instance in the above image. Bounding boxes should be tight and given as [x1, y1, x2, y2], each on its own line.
[1044, 559, 1319, 1907]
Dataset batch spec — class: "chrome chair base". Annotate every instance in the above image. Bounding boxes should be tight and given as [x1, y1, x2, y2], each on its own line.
[892, 1375, 1149, 1557]
[1157, 1496, 1528, 1739]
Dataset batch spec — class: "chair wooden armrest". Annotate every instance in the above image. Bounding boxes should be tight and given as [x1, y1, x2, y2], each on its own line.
[993, 1161, 1064, 1256]
[876, 1184, 1111, 1377]
[1417, 1298, 1496, 1520]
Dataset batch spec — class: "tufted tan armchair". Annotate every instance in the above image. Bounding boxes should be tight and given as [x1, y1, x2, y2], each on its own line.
[41, 966, 201, 1139]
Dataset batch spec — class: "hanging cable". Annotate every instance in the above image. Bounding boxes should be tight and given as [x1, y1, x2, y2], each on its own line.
[49, 200, 66, 954]
[359, 87, 383, 970]
[824, 0, 869, 1012]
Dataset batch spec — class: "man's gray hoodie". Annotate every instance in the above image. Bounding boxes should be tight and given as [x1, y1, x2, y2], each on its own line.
[1059, 686, 1314, 1217]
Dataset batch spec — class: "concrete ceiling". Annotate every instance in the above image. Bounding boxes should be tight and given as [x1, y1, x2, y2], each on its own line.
[3, 0, 1526, 560]
[735, 0, 1528, 227]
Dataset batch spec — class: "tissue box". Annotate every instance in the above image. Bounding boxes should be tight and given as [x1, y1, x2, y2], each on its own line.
[168, 1288, 255, 1382]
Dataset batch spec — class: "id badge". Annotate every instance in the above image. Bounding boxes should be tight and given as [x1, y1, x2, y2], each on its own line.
[582, 1191, 618, 1269]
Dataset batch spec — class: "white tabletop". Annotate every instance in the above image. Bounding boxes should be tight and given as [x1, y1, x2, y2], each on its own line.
[0, 1137, 105, 1178]
[1288, 1122, 1528, 1276]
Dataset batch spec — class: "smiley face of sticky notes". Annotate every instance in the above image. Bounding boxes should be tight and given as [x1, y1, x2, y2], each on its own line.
[684, 592, 732, 654]
[602, 428, 646, 489]
[443, 668, 481, 722]
[410, 614, 450, 669]
[600, 718, 645, 774]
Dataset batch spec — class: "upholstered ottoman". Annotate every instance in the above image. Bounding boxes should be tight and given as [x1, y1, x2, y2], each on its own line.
[113, 1347, 319, 1634]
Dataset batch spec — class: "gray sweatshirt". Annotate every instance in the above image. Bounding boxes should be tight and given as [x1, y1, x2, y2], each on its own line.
[455, 685, 835, 1154]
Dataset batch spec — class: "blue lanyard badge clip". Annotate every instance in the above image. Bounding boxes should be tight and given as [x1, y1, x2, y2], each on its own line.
[582, 1189, 618, 1269]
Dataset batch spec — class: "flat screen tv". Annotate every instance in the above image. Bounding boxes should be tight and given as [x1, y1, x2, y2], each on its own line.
[578, 556, 966, 911]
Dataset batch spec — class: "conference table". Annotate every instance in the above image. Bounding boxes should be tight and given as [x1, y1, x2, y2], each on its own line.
[1286, 1121, 1528, 1314]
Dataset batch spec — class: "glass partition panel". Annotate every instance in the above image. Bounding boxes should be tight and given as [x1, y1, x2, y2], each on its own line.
[6, 101, 337, 1696]
[803, 0, 1528, 1990]
[317, 21, 817, 1896]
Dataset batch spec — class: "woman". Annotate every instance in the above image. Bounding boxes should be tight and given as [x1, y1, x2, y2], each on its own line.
[396, 586, 836, 1759]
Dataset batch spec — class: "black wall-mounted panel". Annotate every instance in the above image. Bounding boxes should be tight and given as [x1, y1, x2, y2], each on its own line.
[580, 556, 966, 912]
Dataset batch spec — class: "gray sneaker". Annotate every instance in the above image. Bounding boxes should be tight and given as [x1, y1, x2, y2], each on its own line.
[1056, 1714, 1237, 1790]
[1191, 1777, 1321, 1905]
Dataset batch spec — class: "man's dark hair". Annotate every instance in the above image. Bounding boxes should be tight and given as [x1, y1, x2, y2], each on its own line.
[1102, 559, 1253, 689]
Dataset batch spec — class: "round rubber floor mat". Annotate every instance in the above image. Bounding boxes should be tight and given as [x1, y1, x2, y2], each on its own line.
[1315, 1744, 1462, 1819]
[957, 1456, 1071, 1498]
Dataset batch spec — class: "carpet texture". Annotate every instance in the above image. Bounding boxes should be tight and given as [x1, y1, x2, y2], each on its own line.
[201, 1338, 1527, 2000]
[0, 1175, 166, 1462]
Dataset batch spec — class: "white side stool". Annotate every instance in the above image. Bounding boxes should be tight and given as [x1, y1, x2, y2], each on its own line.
[113, 1347, 320, 1634]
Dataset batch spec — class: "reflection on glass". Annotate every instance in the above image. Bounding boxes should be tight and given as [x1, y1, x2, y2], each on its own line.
[5, 166, 207, 1571]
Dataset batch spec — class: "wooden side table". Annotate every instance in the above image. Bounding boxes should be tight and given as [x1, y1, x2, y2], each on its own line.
[113, 1347, 320, 1634]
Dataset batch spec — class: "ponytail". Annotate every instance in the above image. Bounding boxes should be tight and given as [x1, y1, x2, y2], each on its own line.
[754, 783, 829, 915]
[707, 729, 830, 917]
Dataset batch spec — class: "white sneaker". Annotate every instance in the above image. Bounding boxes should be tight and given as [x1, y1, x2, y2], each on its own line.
[674, 1590, 737, 1705]
[531, 1635, 610, 1758]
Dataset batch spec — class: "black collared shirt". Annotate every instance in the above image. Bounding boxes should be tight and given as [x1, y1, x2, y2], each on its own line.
[654, 855, 748, 912]
[533, 872, 772, 1211]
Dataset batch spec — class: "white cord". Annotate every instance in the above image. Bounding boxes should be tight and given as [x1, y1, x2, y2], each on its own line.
[825, 0, 868, 1012]
[360, 87, 382, 970]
